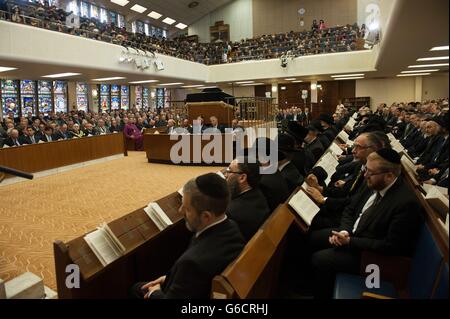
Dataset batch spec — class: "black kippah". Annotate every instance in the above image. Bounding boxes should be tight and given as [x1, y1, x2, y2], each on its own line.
[376, 148, 401, 164]
[195, 173, 228, 199]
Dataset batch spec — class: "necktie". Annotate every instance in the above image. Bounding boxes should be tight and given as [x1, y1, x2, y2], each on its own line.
[354, 191, 382, 233]
[349, 169, 363, 193]
[31, 136, 35, 144]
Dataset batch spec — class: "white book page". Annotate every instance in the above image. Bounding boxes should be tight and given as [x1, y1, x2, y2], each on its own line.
[347, 139, 354, 147]
[288, 190, 320, 226]
[329, 142, 344, 156]
[144, 206, 165, 231]
[150, 202, 173, 227]
[103, 223, 126, 253]
[337, 130, 349, 143]
[352, 112, 358, 119]
[84, 228, 121, 266]
[387, 133, 396, 142]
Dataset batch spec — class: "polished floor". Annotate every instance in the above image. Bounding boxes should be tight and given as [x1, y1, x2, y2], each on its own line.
[0, 151, 219, 291]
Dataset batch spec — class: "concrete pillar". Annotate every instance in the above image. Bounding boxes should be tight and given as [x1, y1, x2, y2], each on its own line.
[415, 76, 423, 102]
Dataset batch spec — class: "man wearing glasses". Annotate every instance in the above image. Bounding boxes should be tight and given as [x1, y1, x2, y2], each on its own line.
[305, 132, 390, 229]
[309, 148, 422, 298]
[225, 156, 271, 242]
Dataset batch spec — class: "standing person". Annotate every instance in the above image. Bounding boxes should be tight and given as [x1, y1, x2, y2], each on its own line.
[123, 118, 144, 150]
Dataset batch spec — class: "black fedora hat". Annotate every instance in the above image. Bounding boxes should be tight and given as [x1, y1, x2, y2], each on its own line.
[286, 121, 308, 143]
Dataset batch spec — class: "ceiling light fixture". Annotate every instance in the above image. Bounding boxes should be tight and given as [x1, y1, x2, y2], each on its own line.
[110, 0, 129, 6]
[42, 72, 81, 78]
[235, 81, 254, 84]
[162, 17, 176, 25]
[130, 4, 147, 13]
[91, 77, 126, 81]
[400, 69, 439, 74]
[331, 73, 364, 78]
[129, 80, 159, 84]
[408, 63, 449, 68]
[397, 73, 431, 77]
[175, 23, 187, 30]
[148, 11, 162, 19]
[284, 78, 296, 81]
[334, 77, 365, 80]
[292, 80, 304, 83]
[181, 84, 204, 88]
[0, 66, 17, 73]
[159, 82, 184, 86]
[430, 46, 449, 51]
[416, 56, 449, 61]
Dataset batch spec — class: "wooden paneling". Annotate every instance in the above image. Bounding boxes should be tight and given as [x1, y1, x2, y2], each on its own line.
[0, 133, 125, 176]
[277, 82, 311, 109]
[254, 85, 271, 97]
[316, 80, 356, 115]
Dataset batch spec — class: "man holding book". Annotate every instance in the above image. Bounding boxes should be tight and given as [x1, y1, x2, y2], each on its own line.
[130, 173, 245, 299]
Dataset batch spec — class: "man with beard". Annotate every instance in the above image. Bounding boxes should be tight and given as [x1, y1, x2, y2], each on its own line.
[309, 149, 422, 298]
[225, 156, 271, 242]
[130, 173, 244, 299]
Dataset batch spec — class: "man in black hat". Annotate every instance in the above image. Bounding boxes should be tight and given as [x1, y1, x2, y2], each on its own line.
[277, 133, 304, 193]
[286, 121, 315, 176]
[416, 115, 449, 181]
[131, 173, 244, 299]
[252, 137, 290, 211]
[309, 149, 423, 298]
[225, 156, 271, 242]
[318, 114, 338, 142]
[304, 125, 325, 162]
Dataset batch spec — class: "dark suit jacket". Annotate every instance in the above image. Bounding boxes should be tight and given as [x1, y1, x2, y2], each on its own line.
[417, 135, 443, 165]
[280, 161, 304, 194]
[40, 134, 58, 143]
[305, 138, 324, 162]
[3, 137, 22, 147]
[291, 148, 315, 176]
[339, 178, 423, 256]
[260, 170, 290, 211]
[19, 135, 38, 145]
[150, 219, 244, 299]
[407, 134, 429, 158]
[226, 188, 271, 241]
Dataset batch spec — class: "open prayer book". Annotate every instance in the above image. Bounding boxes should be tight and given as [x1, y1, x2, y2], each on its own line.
[329, 142, 344, 156]
[84, 223, 126, 267]
[144, 202, 173, 231]
[424, 186, 450, 218]
[337, 130, 349, 143]
[288, 189, 320, 226]
[315, 152, 339, 185]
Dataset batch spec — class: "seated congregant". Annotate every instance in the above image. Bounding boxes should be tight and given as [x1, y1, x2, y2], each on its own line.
[225, 156, 271, 241]
[309, 149, 423, 298]
[130, 173, 244, 299]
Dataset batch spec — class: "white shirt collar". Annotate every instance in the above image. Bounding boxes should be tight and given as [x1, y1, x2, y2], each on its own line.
[195, 215, 227, 238]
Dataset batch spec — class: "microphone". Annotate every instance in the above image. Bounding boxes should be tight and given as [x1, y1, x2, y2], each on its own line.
[0, 166, 34, 180]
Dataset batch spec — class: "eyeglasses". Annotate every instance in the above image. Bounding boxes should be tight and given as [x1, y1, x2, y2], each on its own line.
[225, 167, 244, 175]
[364, 170, 390, 178]
[353, 143, 373, 150]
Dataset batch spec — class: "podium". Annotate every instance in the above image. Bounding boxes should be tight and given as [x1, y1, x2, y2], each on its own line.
[186, 101, 235, 126]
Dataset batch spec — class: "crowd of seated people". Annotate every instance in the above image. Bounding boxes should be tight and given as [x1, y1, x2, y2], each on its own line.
[0, 106, 250, 149]
[129, 96, 447, 299]
[0, 0, 366, 65]
[0, 106, 187, 148]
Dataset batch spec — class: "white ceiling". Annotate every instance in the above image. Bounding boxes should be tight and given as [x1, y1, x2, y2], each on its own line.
[0, 0, 448, 87]
[93, 0, 234, 32]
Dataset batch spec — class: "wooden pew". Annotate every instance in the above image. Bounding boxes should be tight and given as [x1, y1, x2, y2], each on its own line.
[211, 204, 294, 299]
[0, 133, 125, 179]
[53, 192, 191, 299]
